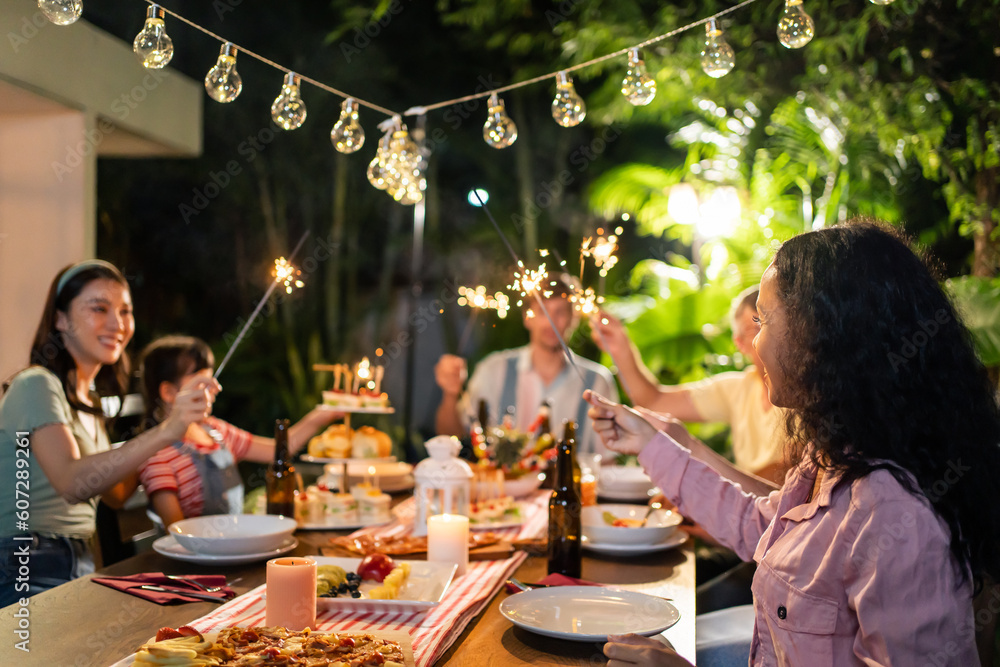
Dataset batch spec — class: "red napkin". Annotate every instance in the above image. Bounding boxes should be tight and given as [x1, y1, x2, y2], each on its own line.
[536, 573, 602, 587]
[92, 572, 234, 605]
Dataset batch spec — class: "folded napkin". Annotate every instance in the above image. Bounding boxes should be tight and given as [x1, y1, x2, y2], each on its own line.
[536, 573, 602, 587]
[504, 572, 603, 593]
[92, 572, 234, 605]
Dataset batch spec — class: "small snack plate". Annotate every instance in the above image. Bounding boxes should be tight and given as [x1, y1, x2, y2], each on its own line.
[296, 516, 393, 531]
[500, 585, 680, 641]
[300, 455, 397, 464]
[317, 404, 395, 414]
[311, 556, 457, 613]
[152, 536, 298, 565]
[469, 502, 525, 531]
[581, 529, 689, 556]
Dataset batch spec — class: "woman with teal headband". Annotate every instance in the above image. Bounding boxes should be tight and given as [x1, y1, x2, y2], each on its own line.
[0, 260, 218, 604]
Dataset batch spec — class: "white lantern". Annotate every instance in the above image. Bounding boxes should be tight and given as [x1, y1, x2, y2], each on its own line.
[412, 436, 473, 537]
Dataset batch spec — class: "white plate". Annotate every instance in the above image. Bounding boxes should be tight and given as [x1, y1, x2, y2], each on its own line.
[317, 404, 395, 414]
[469, 503, 525, 531]
[311, 556, 456, 613]
[499, 585, 681, 641]
[582, 529, 689, 556]
[296, 516, 393, 531]
[152, 535, 297, 565]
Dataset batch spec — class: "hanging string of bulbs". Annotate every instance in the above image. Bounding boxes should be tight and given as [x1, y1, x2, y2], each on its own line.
[35, 0, 895, 205]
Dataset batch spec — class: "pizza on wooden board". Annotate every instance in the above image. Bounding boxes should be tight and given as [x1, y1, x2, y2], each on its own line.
[128, 626, 414, 667]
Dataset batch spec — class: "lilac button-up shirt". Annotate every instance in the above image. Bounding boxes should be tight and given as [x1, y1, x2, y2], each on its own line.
[639, 432, 979, 666]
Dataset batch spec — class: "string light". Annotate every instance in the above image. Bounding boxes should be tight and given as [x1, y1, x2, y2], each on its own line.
[273, 257, 304, 294]
[204, 43, 242, 103]
[621, 49, 656, 106]
[701, 20, 735, 78]
[551, 71, 587, 127]
[271, 72, 307, 130]
[777, 0, 815, 49]
[483, 93, 518, 149]
[330, 98, 365, 153]
[38, 0, 82, 26]
[133, 4, 173, 69]
[103, 0, 809, 206]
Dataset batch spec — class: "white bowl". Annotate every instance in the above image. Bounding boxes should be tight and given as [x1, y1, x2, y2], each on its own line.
[597, 465, 655, 498]
[582, 504, 683, 545]
[502, 472, 544, 498]
[168, 514, 297, 555]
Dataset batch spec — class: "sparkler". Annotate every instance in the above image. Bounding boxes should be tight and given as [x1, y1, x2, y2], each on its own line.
[471, 190, 586, 384]
[508, 263, 554, 308]
[214, 230, 311, 379]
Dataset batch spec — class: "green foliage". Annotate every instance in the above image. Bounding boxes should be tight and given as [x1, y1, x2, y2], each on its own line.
[947, 277, 1000, 367]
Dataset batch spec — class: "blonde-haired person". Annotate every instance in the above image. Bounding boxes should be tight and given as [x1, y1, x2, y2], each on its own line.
[591, 286, 787, 484]
[0, 261, 216, 605]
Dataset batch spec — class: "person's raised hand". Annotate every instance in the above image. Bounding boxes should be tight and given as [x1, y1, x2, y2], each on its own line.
[604, 633, 692, 667]
[590, 310, 631, 359]
[162, 375, 221, 439]
[632, 406, 696, 448]
[435, 354, 468, 397]
[584, 390, 657, 456]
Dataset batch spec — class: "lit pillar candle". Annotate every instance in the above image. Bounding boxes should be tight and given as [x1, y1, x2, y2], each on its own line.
[427, 513, 469, 576]
[266, 556, 317, 630]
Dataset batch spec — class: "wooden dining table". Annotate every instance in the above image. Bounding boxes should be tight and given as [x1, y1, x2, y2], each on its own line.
[0, 526, 696, 666]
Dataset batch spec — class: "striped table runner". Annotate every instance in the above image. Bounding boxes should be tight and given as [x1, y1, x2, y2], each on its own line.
[186, 491, 550, 666]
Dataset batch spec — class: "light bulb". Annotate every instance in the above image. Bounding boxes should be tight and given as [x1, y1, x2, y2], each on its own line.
[204, 43, 242, 103]
[701, 20, 736, 78]
[868, 0, 894, 3]
[133, 4, 173, 69]
[367, 131, 392, 190]
[38, 0, 82, 25]
[330, 98, 365, 153]
[621, 49, 656, 106]
[777, 0, 815, 49]
[483, 93, 518, 148]
[388, 125, 420, 173]
[271, 72, 307, 130]
[551, 71, 586, 127]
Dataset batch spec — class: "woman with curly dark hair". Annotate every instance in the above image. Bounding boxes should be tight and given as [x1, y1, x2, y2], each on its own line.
[587, 219, 1000, 666]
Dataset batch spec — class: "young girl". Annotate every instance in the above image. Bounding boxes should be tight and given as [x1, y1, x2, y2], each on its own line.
[137, 335, 339, 528]
[589, 220, 1000, 666]
[0, 261, 216, 605]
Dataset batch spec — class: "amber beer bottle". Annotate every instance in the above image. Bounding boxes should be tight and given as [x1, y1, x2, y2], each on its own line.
[266, 419, 296, 517]
[547, 420, 582, 577]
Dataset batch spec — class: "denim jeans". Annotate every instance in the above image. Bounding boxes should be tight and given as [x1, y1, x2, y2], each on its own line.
[0, 534, 93, 607]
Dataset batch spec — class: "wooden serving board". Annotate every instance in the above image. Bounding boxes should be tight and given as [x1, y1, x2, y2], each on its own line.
[320, 541, 514, 561]
[110, 629, 415, 667]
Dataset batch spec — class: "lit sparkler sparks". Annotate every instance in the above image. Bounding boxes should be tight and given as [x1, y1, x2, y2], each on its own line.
[581, 230, 620, 277]
[273, 257, 304, 294]
[570, 286, 604, 316]
[457, 285, 511, 319]
[509, 262, 554, 307]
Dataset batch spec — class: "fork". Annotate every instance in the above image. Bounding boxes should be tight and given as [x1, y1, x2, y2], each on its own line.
[165, 575, 242, 595]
